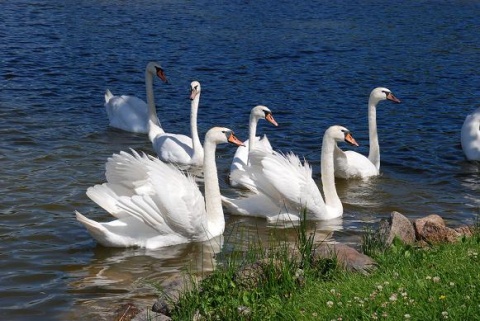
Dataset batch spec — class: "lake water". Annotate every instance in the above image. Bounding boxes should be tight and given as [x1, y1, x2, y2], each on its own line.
[1, 0, 479, 319]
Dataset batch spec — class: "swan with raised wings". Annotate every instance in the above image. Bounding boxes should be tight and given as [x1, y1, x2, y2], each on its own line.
[333, 87, 400, 179]
[104, 61, 168, 133]
[149, 81, 204, 167]
[75, 127, 244, 249]
[229, 105, 278, 191]
[461, 106, 480, 161]
[222, 125, 359, 222]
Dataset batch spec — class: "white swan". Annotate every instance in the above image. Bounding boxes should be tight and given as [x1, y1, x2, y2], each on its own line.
[222, 125, 359, 222]
[461, 106, 480, 161]
[333, 87, 400, 179]
[104, 62, 168, 134]
[75, 127, 244, 249]
[149, 81, 204, 167]
[229, 105, 278, 191]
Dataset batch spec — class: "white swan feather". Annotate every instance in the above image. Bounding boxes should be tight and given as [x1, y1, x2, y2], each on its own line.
[461, 106, 480, 161]
[105, 62, 167, 133]
[76, 127, 244, 249]
[334, 87, 400, 179]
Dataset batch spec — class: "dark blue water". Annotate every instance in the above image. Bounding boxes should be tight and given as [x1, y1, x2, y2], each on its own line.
[1, 0, 479, 319]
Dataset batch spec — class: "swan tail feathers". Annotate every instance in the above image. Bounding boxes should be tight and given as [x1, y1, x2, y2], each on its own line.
[75, 211, 114, 247]
[105, 89, 114, 103]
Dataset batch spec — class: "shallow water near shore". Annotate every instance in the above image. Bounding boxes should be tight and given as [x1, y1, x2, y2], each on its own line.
[1, 1, 479, 319]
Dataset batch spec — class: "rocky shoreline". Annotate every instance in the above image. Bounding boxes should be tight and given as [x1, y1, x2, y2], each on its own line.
[111, 212, 475, 321]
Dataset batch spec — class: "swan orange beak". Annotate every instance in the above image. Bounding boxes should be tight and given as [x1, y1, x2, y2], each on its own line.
[265, 113, 278, 127]
[387, 92, 401, 103]
[228, 132, 245, 147]
[345, 132, 359, 147]
[155, 67, 168, 83]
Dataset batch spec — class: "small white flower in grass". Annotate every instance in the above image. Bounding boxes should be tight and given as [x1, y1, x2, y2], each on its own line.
[404, 314, 411, 319]
[426, 276, 432, 280]
[389, 293, 398, 302]
[449, 282, 455, 286]
[326, 301, 334, 308]
[330, 289, 336, 294]
[377, 285, 383, 291]
[433, 276, 440, 283]
[442, 311, 448, 319]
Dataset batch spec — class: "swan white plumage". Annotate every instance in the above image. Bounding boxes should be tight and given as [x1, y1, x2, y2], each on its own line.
[75, 127, 244, 249]
[229, 105, 278, 191]
[334, 87, 400, 179]
[222, 125, 359, 222]
[461, 106, 480, 161]
[149, 81, 204, 167]
[104, 61, 168, 133]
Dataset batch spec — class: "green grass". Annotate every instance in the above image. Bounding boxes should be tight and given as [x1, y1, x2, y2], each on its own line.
[282, 236, 480, 320]
[162, 221, 480, 321]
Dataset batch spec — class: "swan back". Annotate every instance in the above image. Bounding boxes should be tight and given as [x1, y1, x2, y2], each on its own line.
[461, 106, 480, 161]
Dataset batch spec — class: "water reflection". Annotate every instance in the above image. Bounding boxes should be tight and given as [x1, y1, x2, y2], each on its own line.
[66, 236, 223, 319]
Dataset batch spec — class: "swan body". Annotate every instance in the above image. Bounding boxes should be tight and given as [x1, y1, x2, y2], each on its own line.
[75, 127, 244, 249]
[461, 106, 480, 161]
[229, 105, 278, 191]
[334, 87, 400, 179]
[104, 62, 167, 133]
[223, 125, 359, 222]
[149, 81, 204, 167]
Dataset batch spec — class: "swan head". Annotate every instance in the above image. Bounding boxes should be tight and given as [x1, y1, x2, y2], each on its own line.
[146, 61, 168, 83]
[190, 81, 201, 100]
[251, 105, 278, 127]
[370, 87, 401, 105]
[206, 127, 245, 147]
[327, 125, 359, 147]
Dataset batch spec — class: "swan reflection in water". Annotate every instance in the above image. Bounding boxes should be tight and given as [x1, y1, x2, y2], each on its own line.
[459, 161, 480, 215]
[65, 236, 223, 319]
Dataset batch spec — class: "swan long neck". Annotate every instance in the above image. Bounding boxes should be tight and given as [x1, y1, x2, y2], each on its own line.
[248, 114, 259, 152]
[145, 67, 163, 138]
[190, 93, 203, 159]
[367, 98, 380, 170]
[203, 139, 224, 234]
[321, 135, 342, 211]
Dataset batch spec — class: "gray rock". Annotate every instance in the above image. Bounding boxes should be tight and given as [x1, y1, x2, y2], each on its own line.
[380, 211, 416, 245]
[417, 221, 461, 244]
[414, 214, 445, 239]
[314, 243, 377, 275]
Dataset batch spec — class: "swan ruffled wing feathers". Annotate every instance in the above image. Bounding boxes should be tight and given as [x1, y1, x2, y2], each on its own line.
[86, 183, 131, 219]
[144, 159, 208, 238]
[247, 150, 326, 216]
[229, 136, 274, 192]
[80, 149, 208, 247]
